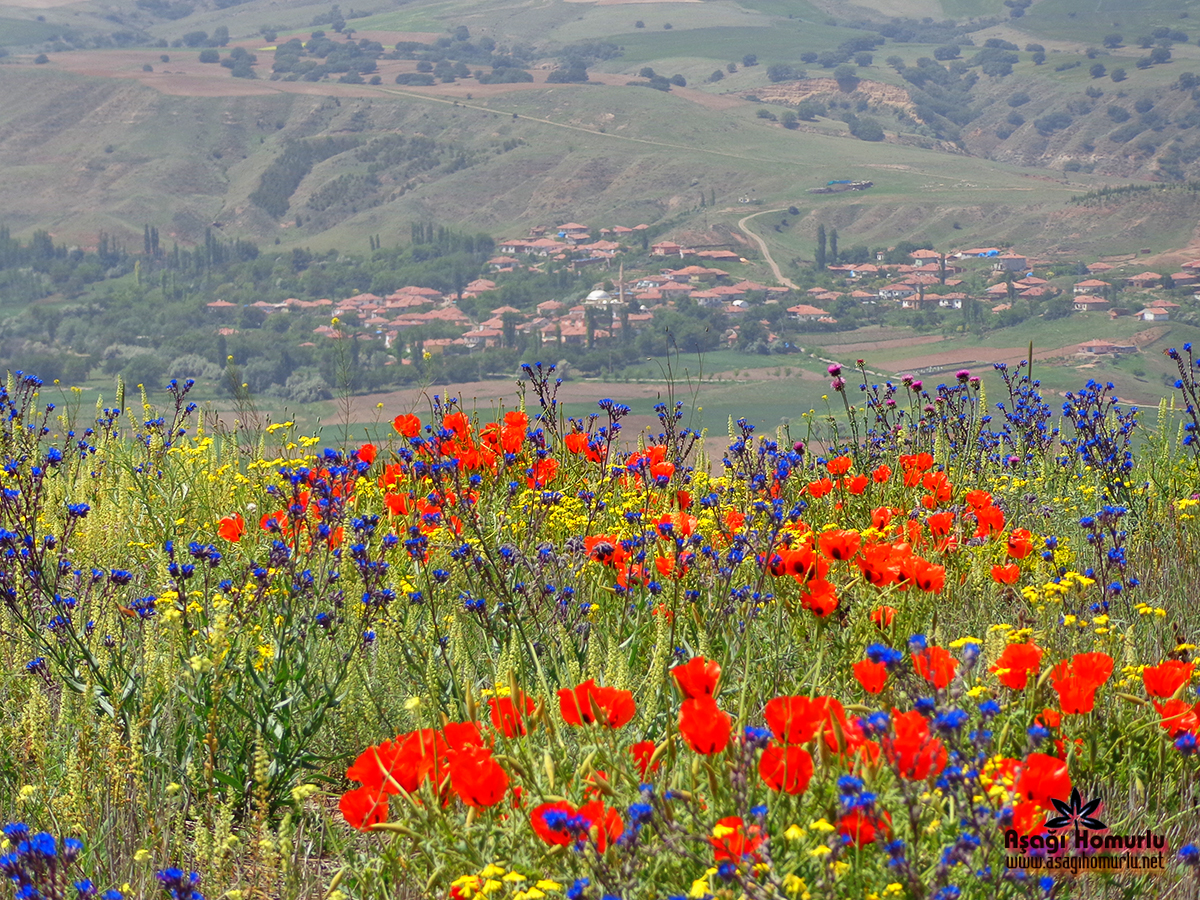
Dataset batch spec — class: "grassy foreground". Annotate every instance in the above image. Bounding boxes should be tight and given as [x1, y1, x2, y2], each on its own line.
[1, 356, 1200, 900]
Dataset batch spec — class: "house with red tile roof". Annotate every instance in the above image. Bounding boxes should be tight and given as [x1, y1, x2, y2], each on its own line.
[786, 304, 829, 322]
[1073, 295, 1110, 312]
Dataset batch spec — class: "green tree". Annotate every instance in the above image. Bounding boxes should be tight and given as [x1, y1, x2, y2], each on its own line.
[815, 224, 827, 271]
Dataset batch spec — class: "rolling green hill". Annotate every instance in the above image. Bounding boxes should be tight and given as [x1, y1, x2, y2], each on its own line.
[4, 0, 1200, 261]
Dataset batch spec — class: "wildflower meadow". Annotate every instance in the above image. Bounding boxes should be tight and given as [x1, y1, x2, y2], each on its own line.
[4, 353, 1200, 900]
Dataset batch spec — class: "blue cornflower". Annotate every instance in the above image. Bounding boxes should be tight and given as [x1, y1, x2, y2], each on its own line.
[628, 803, 652, 825]
[934, 709, 969, 733]
[866, 643, 904, 669]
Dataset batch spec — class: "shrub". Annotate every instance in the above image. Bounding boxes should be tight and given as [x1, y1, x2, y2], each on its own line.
[395, 72, 435, 85]
[767, 63, 796, 82]
[199, 48, 219, 63]
[851, 116, 885, 141]
[1034, 111, 1073, 135]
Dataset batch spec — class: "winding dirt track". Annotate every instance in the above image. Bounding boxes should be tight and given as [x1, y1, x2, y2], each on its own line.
[737, 208, 799, 289]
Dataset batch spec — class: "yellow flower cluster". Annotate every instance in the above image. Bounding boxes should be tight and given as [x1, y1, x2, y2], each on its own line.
[450, 864, 561, 900]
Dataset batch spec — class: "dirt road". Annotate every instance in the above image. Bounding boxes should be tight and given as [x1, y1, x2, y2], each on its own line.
[737, 208, 799, 289]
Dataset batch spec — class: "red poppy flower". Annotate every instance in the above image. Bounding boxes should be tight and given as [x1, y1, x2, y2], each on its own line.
[260, 510, 288, 534]
[1036, 708, 1062, 729]
[964, 490, 993, 510]
[870, 606, 897, 629]
[1015, 752, 1071, 809]
[818, 529, 861, 561]
[631, 740, 662, 779]
[844, 474, 869, 495]
[900, 452, 933, 472]
[1049, 653, 1113, 714]
[807, 478, 834, 499]
[973, 505, 1005, 538]
[527, 457, 558, 489]
[217, 513, 245, 543]
[990, 642, 1043, 691]
[448, 744, 509, 808]
[1008, 801, 1052, 839]
[710, 816, 765, 863]
[672, 657, 721, 700]
[826, 455, 853, 476]
[909, 557, 945, 593]
[912, 646, 959, 690]
[442, 721, 484, 751]
[655, 556, 691, 579]
[384, 493, 410, 516]
[858, 543, 902, 587]
[991, 563, 1020, 585]
[1054, 737, 1084, 761]
[393, 413, 421, 437]
[853, 659, 889, 694]
[870, 506, 895, 531]
[531, 800, 622, 850]
[579, 800, 624, 851]
[799, 578, 839, 617]
[442, 411, 471, 439]
[884, 709, 948, 780]
[679, 697, 732, 755]
[584, 535, 622, 566]
[926, 511, 954, 539]
[763, 695, 827, 745]
[339, 785, 388, 830]
[345, 732, 439, 795]
[558, 680, 636, 728]
[530, 801, 578, 846]
[921, 471, 953, 505]
[758, 742, 814, 794]
[1143, 660, 1194, 699]
[1153, 698, 1200, 737]
[1006, 529, 1034, 559]
[488, 692, 537, 738]
[872, 464, 891, 483]
[356, 443, 377, 466]
[501, 411, 528, 453]
[818, 698, 880, 764]
[838, 809, 892, 847]
[783, 545, 828, 582]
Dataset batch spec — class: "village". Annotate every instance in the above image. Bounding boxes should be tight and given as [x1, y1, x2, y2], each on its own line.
[204, 221, 1200, 367]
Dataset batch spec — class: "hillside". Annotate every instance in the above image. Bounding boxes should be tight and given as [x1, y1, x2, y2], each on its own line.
[3, 0, 1200, 256]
